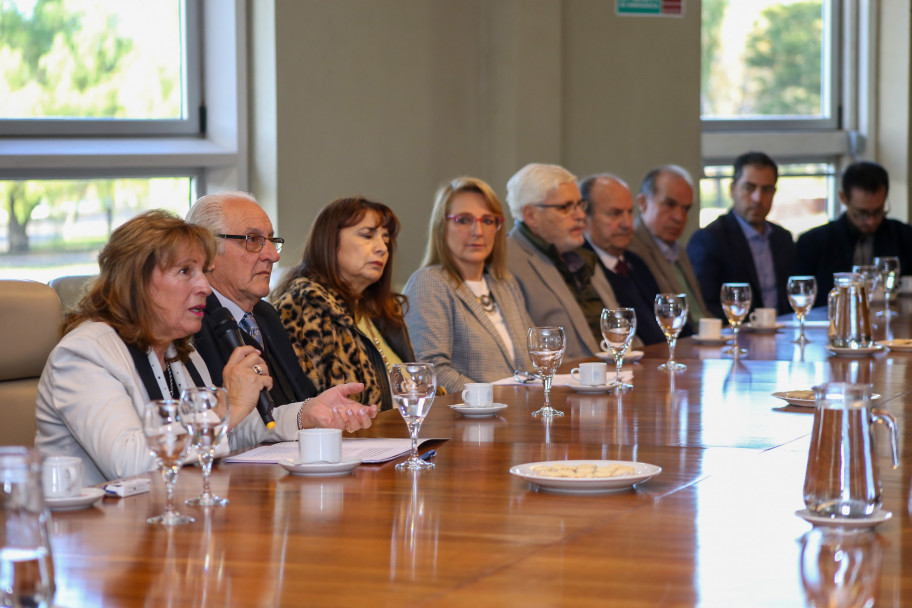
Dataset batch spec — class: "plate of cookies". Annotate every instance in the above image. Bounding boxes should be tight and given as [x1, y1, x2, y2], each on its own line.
[509, 460, 661, 494]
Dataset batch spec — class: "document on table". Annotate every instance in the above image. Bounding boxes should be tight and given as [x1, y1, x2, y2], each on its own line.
[225, 437, 446, 465]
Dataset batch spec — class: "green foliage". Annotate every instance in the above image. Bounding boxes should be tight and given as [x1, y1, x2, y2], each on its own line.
[700, 0, 728, 114]
[743, 2, 823, 116]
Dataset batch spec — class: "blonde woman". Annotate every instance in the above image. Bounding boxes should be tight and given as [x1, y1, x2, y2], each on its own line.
[404, 177, 533, 393]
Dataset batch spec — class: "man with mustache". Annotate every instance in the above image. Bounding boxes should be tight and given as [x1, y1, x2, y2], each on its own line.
[687, 151, 796, 318]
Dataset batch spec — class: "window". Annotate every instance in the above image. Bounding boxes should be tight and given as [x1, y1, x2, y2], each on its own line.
[0, 0, 245, 282]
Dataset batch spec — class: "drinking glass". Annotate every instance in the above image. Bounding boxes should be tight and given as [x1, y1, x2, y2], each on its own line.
[720, 283, 752, 357]
[391, 363, 437, 471]
[653, 294, 688, 372]
[143, 399, 194, 526]
[601, 308, 636, 390]
[851, 264, 878, 306]
[179, 387, 230, 507]
[874, 255, 900, 317]
[527, 326, 565, 417]
[787, 275, 817, 344]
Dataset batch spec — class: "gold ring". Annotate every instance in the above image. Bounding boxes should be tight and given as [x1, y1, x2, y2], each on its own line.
[252, 364, 263, 375]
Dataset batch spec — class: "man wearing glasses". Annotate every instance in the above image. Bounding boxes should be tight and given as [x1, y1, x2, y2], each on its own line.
[628, 164, 712, 326]
[505, 162, 622, 359]
[796, 161, 912, 306]
[187, 191, 378, 436]
[686, 152, 796, 319]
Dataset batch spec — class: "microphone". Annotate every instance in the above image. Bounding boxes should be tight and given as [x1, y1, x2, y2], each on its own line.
[211, 306, 276, 429]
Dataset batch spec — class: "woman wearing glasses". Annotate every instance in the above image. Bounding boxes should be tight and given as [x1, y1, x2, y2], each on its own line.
[403, 177, 533, 393]
[272, 197, 414, 410]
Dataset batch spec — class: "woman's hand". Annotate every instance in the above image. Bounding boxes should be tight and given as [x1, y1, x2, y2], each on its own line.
[301, 382, 379, 432]
[221, 345, 273, 429]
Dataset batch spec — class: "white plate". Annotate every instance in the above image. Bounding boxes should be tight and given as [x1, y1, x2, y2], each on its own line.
[795, 508, 892, 529]
[743, 322, 786, 333]
[567, 381, 614, 394]
[595, 350, 644, 362]
[45, 487, 105, 511]
[278, 457, 362, 477]
[510, 460, 661, 494]
[448, 403, 508, 417]
[772, 390, 881, 408]
[826, 344, 884, 357]
[692, 335, 733, 345]
[876, 339, 912, 352]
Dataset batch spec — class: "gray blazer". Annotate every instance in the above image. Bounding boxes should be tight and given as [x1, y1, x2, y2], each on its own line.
[505, 227, 619, 359]
[404, 266, 534, 393]
[628, 217, 710, 324]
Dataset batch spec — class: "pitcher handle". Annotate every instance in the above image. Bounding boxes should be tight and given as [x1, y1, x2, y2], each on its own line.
[871, 407, 899, 469]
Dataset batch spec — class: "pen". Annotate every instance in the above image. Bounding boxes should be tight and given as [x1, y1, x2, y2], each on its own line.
[419, 449, 437, 462]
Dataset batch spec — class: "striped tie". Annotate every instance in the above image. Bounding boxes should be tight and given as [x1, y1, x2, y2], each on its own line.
[239, 313, 263, 348]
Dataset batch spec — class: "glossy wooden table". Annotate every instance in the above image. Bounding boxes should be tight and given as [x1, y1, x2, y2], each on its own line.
[48, 301, 912, 607]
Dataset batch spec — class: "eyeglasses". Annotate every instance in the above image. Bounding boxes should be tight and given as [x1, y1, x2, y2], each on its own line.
[846, 205, 889, 221]
[533, 199, 588, 215]
[216, 233, 285, 253]
[446, 214, 504, 231]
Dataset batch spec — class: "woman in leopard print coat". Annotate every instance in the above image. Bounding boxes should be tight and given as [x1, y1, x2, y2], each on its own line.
[271, 197, 414, 411]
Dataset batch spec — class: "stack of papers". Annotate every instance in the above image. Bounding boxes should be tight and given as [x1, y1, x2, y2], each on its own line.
[225, 437, 443, 464]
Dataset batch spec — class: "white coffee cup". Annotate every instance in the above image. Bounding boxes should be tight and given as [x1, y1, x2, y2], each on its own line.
[570, 362, 607, 386]
[298, 428, 342, 464]
[749, 307, 777, 327]
[461, 382, 494, 408]
[42, 456, 83, 498]
[900, 275, 912, 292]
[699, 318, 722, 339]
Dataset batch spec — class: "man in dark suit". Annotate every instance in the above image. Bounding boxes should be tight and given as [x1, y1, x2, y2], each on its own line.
[796, 161, 912, 306]
[687, 151, 796, 318]
[579, 173, 686, 345]
[186, 191, 377, 435]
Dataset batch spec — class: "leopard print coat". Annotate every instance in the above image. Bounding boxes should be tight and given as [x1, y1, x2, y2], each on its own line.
[273, 276, 414, 411]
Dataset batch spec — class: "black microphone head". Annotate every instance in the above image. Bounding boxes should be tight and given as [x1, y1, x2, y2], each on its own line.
[211, 306, 244, 350]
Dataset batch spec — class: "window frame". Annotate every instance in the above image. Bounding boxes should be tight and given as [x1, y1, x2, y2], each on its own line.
[0, 0, 202, 137]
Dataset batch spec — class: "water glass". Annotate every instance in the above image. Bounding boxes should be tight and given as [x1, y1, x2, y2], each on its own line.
[601, 307, 636, 390]
[179, 386, 230, 507]
[787, 275, 817, 344]
[143, 399, 194, 526]
[527, 326, 565, 417]
[720, 282, 751, 357]
[391, 363, 437, 471]
[653, 294, 688, 372]
[874, 255, 900, 317]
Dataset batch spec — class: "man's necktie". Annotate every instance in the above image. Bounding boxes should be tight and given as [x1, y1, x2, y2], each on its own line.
[239, 313, 263, 348]
[615, 257, 630, 278]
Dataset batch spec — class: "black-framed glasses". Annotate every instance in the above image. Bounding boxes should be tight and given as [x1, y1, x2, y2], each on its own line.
[446, 213, 504, 231]
[533, 199, 588, 214]
[846, 204, 889, 221]
[215, 233, 284, 253]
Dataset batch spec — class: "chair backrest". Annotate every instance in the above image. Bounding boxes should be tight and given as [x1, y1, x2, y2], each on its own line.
[48, 274, 96, 313]
[0, 280, 63, 447]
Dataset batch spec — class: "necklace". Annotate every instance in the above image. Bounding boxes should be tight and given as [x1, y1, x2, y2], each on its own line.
[164, 360, 178, 399]
[362, 320, 392, 373]
[477, 292, 495, 313]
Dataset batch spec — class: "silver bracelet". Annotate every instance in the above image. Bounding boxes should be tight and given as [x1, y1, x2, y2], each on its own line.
[297, 398, 314, 430]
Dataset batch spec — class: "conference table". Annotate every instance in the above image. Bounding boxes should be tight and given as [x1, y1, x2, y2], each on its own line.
[47, 300, 912, 607]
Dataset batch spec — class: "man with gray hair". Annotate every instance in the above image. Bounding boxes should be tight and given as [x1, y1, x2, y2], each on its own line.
[505, 163, 621, 359]
[187, 191, 378, 436]
[628, 165, 712, 326]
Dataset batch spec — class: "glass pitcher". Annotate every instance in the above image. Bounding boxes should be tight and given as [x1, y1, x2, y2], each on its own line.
[827, 272, 873, 348]
[0, 447, 55, 607]
[803, 383, 898, 518]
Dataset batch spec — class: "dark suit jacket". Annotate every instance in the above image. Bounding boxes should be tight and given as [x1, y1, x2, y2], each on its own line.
[686, 211, 796, 318]
[795, 213, 912, 307]
[193, 293, 318, 405]
[583, 242, 676, 345]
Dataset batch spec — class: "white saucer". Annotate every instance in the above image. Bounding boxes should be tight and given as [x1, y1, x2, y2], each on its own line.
[448, 403, 508, 417]
[795, 508, 892, 529]
[45, 487, 105, 511]
[595, 350, 644, 363]
[278, 457, 362, 477]
[876, 339, 912, 352]
[567, 381, 613, 394]
[743, 322, 785, 333]
[510, 460, 661, 494]
[692, 335, 733, 345]
[826, 344, 884, 357]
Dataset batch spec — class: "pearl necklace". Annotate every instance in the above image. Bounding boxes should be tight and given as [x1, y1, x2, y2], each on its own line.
[363, 320, 392, 373]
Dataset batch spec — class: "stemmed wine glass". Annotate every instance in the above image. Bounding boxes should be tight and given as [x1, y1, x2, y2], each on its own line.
[527, 326, 565, 417]
[143, 399, 194, 526]
[601, 308, 636, 390]
[874, 256, 900, 316]
[787, 276, 817, 344]
[391, 362, 437, 471]
[851, 265, 878, 307]
[654, 294, 688, 372]
[720, 283, 752, 357]
[179, 386, 230, 507]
